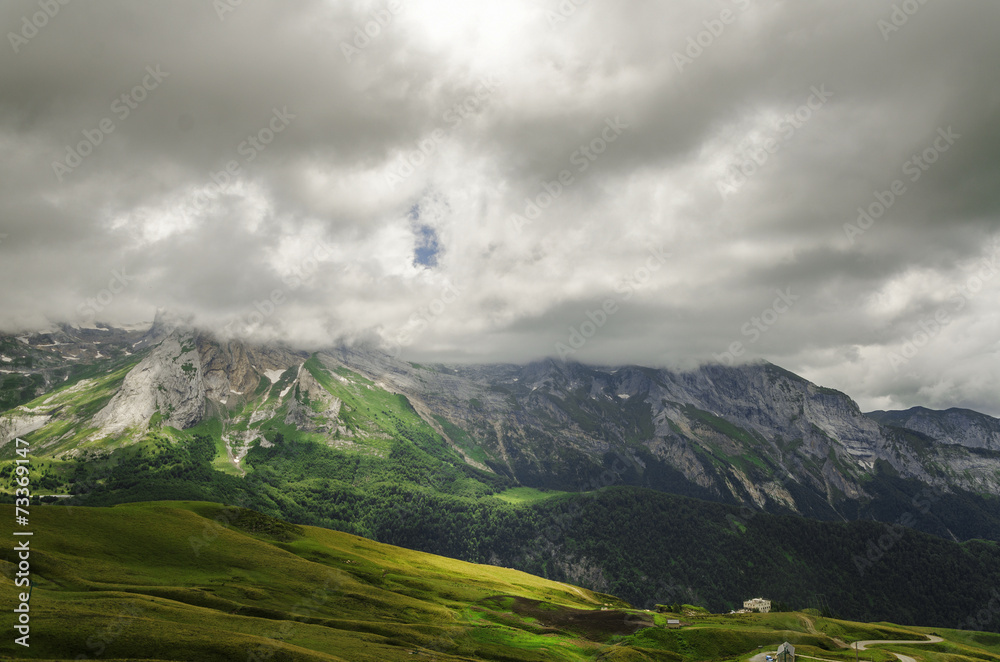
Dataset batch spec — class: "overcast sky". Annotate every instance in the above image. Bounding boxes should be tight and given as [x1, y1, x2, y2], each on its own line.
[2, 0, 999, 414]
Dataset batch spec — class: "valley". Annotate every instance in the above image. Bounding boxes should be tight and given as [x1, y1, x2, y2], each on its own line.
[3, 321, 1000, 637]
[2, 501, 1000, 662]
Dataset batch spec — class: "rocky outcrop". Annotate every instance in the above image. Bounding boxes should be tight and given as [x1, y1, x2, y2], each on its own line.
[321, 347, 1000, 513]
[868, 406, 1000, 451]
[284, 364, 344, 435]
[0, 408, 51, 447]
[13, 320, 1000, 518]
[199, 337, 303, 405]
[86, 328, 305, 444]
[92, 334, 205, 437]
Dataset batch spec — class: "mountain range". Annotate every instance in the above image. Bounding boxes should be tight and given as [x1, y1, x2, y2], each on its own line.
[3, 315, 1000, 628]
[6, 316, 1000, 517]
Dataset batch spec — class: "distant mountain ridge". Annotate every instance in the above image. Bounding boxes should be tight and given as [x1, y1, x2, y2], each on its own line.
[5, 320, 1000, 625]
[4, 319, 1000, 529]
[867, 406, 1000, 451]
[322, 346, 1000, 521]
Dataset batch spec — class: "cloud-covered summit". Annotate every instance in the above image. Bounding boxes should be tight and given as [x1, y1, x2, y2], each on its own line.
[1, 0, 999, 414]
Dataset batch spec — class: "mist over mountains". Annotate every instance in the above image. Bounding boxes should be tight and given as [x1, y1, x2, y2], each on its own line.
[5, 317, 1000, 525]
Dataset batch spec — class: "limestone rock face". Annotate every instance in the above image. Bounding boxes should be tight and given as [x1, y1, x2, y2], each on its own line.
[284, 364, 343, 434]
[320, 347, 1000, 513]
[89, 330, 307, 442]
[200, 339, 258, 402]
[92, 335, 205, 436]
[199, 337, 303, 404]
[12, 319, 1000, 518]
[868, 406, 1000, 451]
[0, 409, 51, 447]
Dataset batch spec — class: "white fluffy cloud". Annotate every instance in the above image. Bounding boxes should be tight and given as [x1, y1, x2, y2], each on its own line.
[1, 0, 999, 414]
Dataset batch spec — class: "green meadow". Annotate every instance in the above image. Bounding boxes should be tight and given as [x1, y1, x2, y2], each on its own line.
[3, 502, 1000, 662]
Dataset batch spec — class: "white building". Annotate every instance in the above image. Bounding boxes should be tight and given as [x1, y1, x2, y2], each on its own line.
[743, 597, 771, 613]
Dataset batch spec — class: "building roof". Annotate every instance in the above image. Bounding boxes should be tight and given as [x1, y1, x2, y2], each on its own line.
[777, 642, 795, 653]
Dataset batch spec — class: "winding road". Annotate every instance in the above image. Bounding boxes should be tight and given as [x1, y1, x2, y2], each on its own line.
[854, 635, 943, 662]
[749, 634, 943, 662]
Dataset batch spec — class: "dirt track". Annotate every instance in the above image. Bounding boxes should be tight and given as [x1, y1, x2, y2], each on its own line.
[749, 633, 942, 662]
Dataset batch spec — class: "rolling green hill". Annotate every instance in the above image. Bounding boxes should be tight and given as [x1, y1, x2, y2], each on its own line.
[22, 428, 1000, 633]
[4, 334, 1000, 636]
[3, 501, 1000, 662]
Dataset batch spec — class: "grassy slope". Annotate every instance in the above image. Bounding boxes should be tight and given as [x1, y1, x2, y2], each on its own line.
[0, 501, 627, 661]
[0, 353, 143, 461]
[494, 486, 569, 505]
[2, 502, 999, 662]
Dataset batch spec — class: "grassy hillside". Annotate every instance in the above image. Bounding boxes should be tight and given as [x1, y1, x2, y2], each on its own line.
[3, 502, 999, 662]
[6, 429, 1000, 633]
[4, 354, 1000, 638]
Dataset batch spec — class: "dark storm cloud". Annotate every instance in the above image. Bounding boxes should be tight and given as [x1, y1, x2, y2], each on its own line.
[1, 0, 999, 414]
